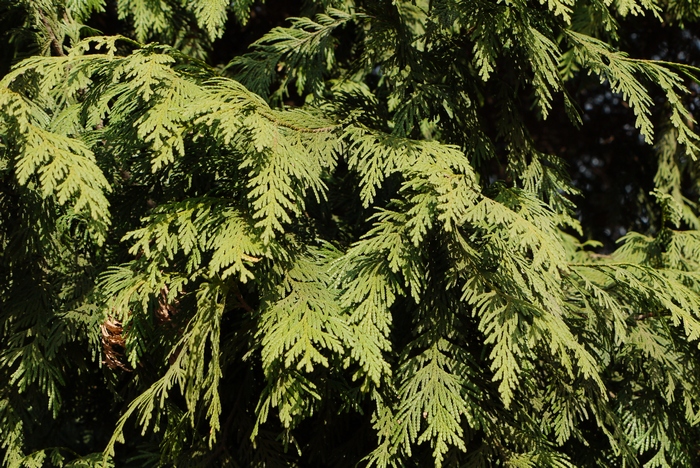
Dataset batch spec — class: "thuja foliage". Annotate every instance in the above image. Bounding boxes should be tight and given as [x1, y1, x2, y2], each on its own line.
[3, 0, 700, 466]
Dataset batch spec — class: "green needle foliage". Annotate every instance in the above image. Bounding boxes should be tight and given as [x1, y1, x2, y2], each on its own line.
[3, 0, 700, 466]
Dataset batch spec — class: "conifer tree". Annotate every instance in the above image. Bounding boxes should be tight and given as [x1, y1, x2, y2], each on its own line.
[3, 0, 700, 466]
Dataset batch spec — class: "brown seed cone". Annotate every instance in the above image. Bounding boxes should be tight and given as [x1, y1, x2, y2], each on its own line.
[102, 286, 180, 371]
[155, 284, 178, 325]
[101, 317, 131, 371]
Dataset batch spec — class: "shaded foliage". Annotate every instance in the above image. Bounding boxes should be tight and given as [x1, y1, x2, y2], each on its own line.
[2, 1, 700, 467]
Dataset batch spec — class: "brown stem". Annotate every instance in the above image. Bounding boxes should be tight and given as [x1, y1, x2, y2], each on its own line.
[233, 285, 254, 313]
[38, 10, 65, 57]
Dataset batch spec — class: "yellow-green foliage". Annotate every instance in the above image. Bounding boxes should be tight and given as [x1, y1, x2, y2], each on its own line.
[3, 0, 700, 467]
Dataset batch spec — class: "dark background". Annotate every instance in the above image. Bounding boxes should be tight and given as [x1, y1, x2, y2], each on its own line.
[2, 2, 700, 464]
